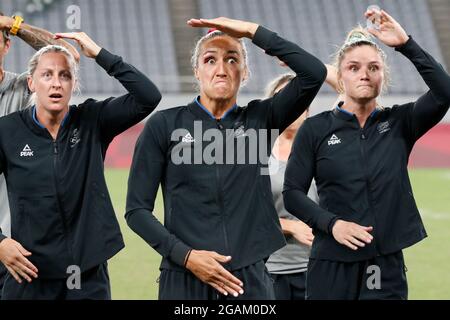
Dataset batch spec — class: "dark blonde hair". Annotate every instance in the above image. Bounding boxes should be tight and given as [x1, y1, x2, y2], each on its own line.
[332, 26, 391, 94]
[265, 73, 295, 98]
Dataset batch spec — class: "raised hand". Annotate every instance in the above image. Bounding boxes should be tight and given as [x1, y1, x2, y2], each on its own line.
[185, 250, 244, 297]
[187, 17, 259, 39]
[54, 32, 101, 58]
[365, 10, 409, 47]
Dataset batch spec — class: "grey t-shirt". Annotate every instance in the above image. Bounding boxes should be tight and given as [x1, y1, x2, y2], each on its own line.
[266, 154, 319, 274]
[0, 71, 30, 237]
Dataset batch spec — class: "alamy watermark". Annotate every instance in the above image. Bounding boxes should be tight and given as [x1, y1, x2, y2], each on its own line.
[66, 265, 81, 290]
[170, 121, 280, 175]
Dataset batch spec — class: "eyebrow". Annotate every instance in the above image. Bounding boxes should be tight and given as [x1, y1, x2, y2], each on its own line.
[203, 50, 240, 56]
[346, 61, 381, 64]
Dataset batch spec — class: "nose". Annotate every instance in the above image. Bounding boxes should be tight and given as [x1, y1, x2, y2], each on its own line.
[215, 61, 227, 77]
[51, 75, 62, 88]
[360, 67, 370, 80]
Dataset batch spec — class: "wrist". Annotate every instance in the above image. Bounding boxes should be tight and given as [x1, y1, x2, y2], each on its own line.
[246, 23, 259, 39]
[10, 15, 24, 36]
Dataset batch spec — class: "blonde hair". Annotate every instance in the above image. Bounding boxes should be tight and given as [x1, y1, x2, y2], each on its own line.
[27, 45, 80, 105]
[265, 73, 295, 98]
[332, 26, 391, 95]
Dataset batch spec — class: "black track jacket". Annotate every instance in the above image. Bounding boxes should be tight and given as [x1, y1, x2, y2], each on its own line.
[284, 37, 450, 262]
[126, 26, 327, 272]
[0, 49, 161, 278]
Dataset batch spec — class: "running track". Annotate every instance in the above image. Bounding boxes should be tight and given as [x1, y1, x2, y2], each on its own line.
[105, 124, 450, 168]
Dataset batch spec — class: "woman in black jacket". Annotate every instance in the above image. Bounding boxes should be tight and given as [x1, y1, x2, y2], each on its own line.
[0, 32, 161, 299]
[126, 17, 327, 300]
[283, 9, 450, 300]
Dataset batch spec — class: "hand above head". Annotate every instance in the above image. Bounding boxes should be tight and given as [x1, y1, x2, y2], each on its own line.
[185, 249, 244, 297]
[332, 220, 374, 250]
[0, 238, 38, 283]
[0, 15, 14, 30]
[187, 17, 259, 39]
[54, 32, 101, 58]
[365, 10, 409, 47]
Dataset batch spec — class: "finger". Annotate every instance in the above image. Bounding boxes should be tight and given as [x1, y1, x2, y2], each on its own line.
[380, 10, 395, 23]
[212, 252, 232, 264]
[347, 236, 366, 248]
[6, 265, 22, 284]
[209, 282, 229, 296]
[367, 27, 381, 38]
[357, 230, 373, 243]
[54, 32, 80, 41]
[215, 274, 244, 295]
[17, 257, 38, 278]
[186, 19, 204, 27]
[16, 244, 32, 256]
[20, 256, 38, 274]
[14, 266, 32, 283]
[343, 239, 358, 251]
[218, 267, 243, 287]
[304, 239, 313, 247]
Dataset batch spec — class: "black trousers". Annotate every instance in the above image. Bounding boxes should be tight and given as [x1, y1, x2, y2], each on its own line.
[306, 251, 408, 300]
[1, 263, 110, 300]
[269, 271, 306, 300]
[0, 263, 6, 300]
[158, 260, 275, 300]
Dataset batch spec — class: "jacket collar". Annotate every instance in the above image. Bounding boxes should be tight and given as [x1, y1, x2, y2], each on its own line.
[23, 105, 73, 139]
[188, 96, 240, 122]
[332, 101, 382, 123]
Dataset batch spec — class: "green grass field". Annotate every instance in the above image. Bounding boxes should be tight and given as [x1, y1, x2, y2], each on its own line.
[105, 168, 450, 300]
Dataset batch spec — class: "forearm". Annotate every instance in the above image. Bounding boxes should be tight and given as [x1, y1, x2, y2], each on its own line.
[125, 209, 191, 267]
[283, 189, 338, 234]
[253, 26, 326, 85]
[397, 37, 450, 106]
[325, 64, 340, 93]
[96, 48, 162, 108]
[13, 22, 80, 62]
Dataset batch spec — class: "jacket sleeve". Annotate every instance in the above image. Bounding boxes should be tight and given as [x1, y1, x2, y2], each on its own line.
[396, 37, 450, 141]
[252, 26, 327, 132]
[125, 112, 191, 267]
[283, 120, 339, 234]
[0, 148, 6, 242]
[95, 48, 162, 142]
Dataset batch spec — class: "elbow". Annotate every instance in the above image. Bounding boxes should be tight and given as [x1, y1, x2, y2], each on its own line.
[282, 190, 296, 215]
[315, 62, 328, 86]
[144, 88, 162, 109]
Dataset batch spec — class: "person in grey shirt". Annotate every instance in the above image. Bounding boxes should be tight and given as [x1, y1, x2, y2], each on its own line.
[0, 11, 79, 297]
[265, 70, 339, 300]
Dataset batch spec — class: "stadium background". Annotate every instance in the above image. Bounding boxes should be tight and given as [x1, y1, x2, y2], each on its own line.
[2, 0, 450, 299]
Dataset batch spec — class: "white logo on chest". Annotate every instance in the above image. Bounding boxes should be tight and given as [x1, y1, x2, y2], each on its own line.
[328, 134, 341, 146]
[20, 144, 34, 157]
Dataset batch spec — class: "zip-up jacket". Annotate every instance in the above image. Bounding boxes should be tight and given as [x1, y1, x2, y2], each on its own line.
[0, 48, 162, 278]
[125, 26, 327, 272]
[283, 36, 450, 262]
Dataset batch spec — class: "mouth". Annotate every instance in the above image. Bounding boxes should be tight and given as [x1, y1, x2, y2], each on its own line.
[49, 93, 63, 102]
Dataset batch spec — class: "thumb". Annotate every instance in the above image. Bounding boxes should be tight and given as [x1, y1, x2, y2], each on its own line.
[213, 253, 232, 264]
[364, 226, 374, 232]
[16, 243, 32, 256]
